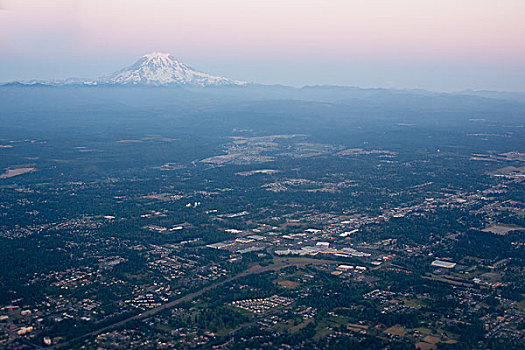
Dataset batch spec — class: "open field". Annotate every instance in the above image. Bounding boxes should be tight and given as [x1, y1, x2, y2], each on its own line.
[482, 224, 525, 235]
[0, 167, 35, 179]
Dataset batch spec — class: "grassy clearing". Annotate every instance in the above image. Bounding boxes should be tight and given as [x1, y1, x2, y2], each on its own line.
[416, 342, 437, 350]
[276, 280, 300, 289]
[384, 325, 407, 337]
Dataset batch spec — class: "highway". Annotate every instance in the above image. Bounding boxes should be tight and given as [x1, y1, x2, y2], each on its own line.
[50, 258, 340, 349]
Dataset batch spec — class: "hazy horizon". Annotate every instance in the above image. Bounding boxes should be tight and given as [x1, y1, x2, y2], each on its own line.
[1, 0, 525, 92]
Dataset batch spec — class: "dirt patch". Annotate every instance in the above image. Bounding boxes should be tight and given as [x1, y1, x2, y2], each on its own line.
[276, 280, 300, 289]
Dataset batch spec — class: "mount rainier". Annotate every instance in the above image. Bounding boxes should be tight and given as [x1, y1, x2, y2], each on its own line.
[99, 52, 246, 87]
[5, 52, 247, 87]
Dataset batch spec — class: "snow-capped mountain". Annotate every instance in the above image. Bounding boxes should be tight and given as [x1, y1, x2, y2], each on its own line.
[1, 52, 247, 87]
[98, 52, 246, 87]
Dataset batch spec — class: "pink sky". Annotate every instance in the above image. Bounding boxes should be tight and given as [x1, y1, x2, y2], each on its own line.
[1, 0, 525, 90]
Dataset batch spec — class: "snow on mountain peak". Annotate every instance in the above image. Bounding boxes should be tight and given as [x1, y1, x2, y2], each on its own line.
[141, 52, 178, 66]
[99, 52, 246, 87]
[144, 52, 171, 58]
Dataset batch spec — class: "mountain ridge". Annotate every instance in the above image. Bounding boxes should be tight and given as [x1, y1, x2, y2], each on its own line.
[3, 52, 247, 87]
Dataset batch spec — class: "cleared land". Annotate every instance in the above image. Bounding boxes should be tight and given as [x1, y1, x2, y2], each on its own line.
[482, 224, 525, 235]
[0, 167, 35, 179]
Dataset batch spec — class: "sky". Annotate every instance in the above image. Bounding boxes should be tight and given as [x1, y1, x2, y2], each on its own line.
[1, 0, 525, 91]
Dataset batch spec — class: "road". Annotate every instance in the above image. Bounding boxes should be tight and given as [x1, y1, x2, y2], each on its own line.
[50, 258, 340, 349]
